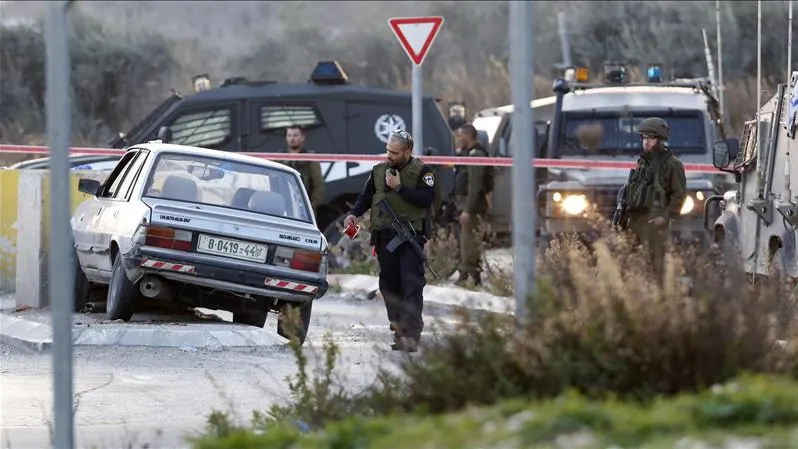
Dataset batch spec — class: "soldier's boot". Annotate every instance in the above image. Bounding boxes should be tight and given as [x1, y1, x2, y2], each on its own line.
[455, 271, 470, 286]
[391, 336, 418, 353]
[470, 271, 482, 286]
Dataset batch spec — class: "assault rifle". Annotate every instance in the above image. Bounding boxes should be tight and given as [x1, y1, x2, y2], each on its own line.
[377, 198, 439, 280]
[612, 185, 630, 230]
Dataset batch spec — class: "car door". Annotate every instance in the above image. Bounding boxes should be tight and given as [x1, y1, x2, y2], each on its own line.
[89, 151, 142, 277]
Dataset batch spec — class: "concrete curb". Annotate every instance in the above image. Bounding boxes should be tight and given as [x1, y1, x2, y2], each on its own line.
[0, 313, 284, 352]
[0, 314, 52, 352]
[326, 274, 514, 315]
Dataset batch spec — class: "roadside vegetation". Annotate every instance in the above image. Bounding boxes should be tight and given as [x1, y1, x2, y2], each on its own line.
[189, 214, 798, 447]
[1, 1, 795, 152]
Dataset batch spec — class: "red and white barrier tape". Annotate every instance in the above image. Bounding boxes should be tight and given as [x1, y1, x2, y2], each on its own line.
[0, 144, 723, 173]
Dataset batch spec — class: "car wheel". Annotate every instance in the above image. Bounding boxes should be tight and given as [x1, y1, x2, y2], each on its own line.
[277, 300, 313, 345]
[106, 253, 139, 321]
[73, 252, 91, 313]
[232, 310, 267, 328]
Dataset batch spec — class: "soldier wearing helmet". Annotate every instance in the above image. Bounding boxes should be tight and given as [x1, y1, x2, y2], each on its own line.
[622, 117, 687, 280]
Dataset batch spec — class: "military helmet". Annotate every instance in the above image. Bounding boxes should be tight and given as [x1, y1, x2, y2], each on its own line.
[638, 117, 669, 140]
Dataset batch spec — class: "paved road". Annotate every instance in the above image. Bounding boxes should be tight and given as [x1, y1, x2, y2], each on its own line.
[0, 294, 456, 449]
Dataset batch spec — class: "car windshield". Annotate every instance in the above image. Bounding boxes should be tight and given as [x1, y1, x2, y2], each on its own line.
[560, 110, 708, 156]
[142, 153, 313, 223]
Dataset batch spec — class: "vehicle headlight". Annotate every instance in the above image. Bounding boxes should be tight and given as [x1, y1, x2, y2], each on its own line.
[548, 191, 590, 216]
[680, 195, 695, 215]
[680, 191, 715, 215]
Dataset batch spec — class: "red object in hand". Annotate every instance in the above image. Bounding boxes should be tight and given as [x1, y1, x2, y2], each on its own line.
[344, 222, 360, 239]
[372, 247, 377, 257]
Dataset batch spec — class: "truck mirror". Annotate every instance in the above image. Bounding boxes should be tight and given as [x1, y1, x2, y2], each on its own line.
[712, 139, 738, 169]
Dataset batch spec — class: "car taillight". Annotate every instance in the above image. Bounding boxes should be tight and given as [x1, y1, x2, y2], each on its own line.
[144, 225, 192, 251]
[274, 247, 322, 272]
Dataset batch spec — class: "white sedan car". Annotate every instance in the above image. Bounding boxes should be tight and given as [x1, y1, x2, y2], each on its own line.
[71, 142, 329, 344]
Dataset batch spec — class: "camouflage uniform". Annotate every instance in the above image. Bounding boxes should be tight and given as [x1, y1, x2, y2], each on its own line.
[624, 117, 687, 279]
[283, 147, 325, 219]
[455, 141, 490, 284]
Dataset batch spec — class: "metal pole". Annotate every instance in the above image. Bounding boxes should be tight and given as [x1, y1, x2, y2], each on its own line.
[46, 1, 75, 448]
[716, 0, 725, 120]
[412, 65, 423, 155]
[509, 0, 535, 322]
[557, 12, 572, 68]
[788, 0, 794, 81]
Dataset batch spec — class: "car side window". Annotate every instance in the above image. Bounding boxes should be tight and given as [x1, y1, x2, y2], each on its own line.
[168, 108, 231, 147]
[100, 152, 137, 198]
[112, 151, 148, 200]
[260, 105, 322, 132]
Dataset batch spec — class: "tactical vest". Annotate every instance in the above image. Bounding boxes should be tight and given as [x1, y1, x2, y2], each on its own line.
[626, 150, 674, 213]
[284, 148, 315, 193]
[370, 159, 428, 231]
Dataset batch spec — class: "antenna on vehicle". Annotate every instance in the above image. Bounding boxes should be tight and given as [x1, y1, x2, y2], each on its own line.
[755, 0, 764, 200]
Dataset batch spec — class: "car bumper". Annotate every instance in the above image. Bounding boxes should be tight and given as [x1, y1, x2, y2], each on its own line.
[122, 246, 329, 302]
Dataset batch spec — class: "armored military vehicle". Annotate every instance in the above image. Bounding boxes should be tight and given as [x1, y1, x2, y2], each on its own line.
[107, 61, 456, 264]
[708, 70, 798, 278]
[477, 62, 733, 245]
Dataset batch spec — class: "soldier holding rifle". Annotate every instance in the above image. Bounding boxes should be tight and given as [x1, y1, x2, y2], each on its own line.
[343, 130, 436, 352]
[614, 117, 687, 280]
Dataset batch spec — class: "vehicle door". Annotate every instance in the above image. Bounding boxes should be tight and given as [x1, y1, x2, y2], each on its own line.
[92, 150, 149, 276]
[160, 102, 243, 152]
[343, 101, 411, 183]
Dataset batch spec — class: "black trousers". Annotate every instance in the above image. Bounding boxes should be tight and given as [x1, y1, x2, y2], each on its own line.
[374, 231, 426, 341]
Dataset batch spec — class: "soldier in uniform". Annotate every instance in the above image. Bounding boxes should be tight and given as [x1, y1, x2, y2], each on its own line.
[454, 124, 491, 286]
[344, 130, 435, 352]
[283, 126, 325, 220]
[623, 117, 687, 279]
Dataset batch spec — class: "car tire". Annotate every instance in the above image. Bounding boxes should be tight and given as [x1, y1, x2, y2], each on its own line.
[232, 310, 267, 328]
[106, 253, 138, 322]
[277, 300, 312, 345]
[73, 252, 91, 313]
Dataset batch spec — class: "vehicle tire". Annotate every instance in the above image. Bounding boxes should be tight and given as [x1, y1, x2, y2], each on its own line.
[232, 310, 267, 328]
[106, 253, 139, 321]
[73, 251, 91, 313]
[277, 300, 312, 345]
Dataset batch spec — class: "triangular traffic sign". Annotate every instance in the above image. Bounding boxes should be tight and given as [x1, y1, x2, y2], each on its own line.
[389, 16, 444, 66]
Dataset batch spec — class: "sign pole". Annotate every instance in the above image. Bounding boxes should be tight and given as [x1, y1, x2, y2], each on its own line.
[388, 16, 443, 156]
[509, 0, 535, 323]
[46, 1, 75, 448]
[412, 64, 423, 155]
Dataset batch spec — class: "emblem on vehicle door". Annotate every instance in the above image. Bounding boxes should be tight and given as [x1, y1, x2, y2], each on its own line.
[374, 114, 406, 143]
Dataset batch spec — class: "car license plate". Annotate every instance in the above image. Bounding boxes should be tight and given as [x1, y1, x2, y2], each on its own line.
[197, 234, 267, 263]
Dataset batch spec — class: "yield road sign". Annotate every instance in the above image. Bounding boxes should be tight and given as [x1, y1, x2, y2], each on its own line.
[389, 16, 444, 66]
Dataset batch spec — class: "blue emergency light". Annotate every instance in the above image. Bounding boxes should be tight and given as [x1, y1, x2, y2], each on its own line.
[647, 64, 663, 83]
[309, 61, 349, 85]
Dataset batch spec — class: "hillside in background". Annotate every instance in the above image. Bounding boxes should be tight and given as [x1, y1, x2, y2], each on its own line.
[0, 0, 794, 145]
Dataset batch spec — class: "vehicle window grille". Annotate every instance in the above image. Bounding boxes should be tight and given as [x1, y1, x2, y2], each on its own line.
[739, 119, 756, 164]
[260, 106, 321, 130]
[169, 109, 231, 147]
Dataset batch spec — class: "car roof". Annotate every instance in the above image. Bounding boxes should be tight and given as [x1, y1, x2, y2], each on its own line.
[131, 142, 301, 175]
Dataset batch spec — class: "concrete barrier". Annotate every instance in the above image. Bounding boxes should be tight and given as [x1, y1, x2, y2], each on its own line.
[1, 170, 107, 308]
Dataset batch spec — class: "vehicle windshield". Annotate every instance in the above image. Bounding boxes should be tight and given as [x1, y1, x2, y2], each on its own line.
[142, 153, 313, 223]
[560, 110, 707, 156]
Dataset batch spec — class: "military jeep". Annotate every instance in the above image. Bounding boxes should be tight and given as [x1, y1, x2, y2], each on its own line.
[475, 62, 734, 247]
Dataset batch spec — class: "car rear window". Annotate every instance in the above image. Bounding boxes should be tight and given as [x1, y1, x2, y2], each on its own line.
[142, 153, 313, 223]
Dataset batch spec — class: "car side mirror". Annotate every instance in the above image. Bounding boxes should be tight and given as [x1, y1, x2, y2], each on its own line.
[712, 138, 739, 169]
[78, 178, 101, 196]
[157, 126, 172, 143]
